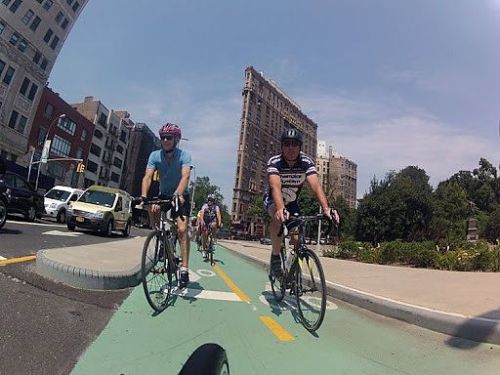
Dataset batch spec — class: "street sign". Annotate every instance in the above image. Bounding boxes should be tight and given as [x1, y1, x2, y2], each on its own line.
[40, 140, 51, 163]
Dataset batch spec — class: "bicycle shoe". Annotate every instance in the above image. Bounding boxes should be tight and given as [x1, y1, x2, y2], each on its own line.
[179, 270, 189, 289]
[270, 255, 283, 277]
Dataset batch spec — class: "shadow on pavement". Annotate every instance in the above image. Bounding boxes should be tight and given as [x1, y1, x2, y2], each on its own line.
[0, 227, 22, 235]
[446, 308, 500, 349]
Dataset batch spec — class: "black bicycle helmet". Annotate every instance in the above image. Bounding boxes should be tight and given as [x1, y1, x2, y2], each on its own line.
[280, 128, 303, 144]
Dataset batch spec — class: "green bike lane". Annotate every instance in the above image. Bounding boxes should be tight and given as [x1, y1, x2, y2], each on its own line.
[71, 244, 500, 374]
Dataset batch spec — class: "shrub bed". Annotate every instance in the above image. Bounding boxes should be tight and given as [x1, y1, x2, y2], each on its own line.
[322, 240, 500, 272]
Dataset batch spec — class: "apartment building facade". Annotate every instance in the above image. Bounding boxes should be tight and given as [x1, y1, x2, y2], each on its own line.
[27, 86, 94, 189]
[72, 96, 130, 189]
[0, 0, 88, 165]
[232, 66, 318, 227]
[316, 141, 358, 209]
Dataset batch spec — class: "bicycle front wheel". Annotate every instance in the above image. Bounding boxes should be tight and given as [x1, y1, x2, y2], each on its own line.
[295, 248, 327, 331]
[269, 249, 286, 302]
[141, 230, 173, 312]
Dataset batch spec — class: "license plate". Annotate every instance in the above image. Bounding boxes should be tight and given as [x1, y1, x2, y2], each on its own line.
[76, 216, 84, 223]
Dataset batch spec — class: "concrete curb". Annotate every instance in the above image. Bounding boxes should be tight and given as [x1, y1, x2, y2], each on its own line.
[36, 249, 142, 290]
[219, 243, 500, 345]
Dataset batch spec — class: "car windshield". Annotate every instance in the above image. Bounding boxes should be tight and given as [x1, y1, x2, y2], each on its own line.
[78, 190, 115, 208]
[45, 189, 71, 201]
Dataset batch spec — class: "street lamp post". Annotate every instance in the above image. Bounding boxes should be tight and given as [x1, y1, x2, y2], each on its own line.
[34, 113, 66, 191]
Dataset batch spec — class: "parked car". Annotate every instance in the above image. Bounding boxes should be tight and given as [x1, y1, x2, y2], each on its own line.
[259, 237, 272, 245]
[1, 171, 44, 221]
[0, 179, 11, 229]
[66, 185, 133, 237]
[44, 186, 84, 223]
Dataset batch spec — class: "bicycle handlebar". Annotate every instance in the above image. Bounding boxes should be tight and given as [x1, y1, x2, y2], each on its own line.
[278, 209, 337, 238]
[132, 196, 185, 220]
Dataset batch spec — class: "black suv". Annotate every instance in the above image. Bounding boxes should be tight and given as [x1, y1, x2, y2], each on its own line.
[0, 179, 10, 230]
[1, 171, 44, 221]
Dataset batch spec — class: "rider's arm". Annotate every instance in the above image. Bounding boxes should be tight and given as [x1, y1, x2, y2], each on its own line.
[216, 206, 222, 227]
[269, 174, 285, 211]
[141, 168, 155, 198]
[306, 173, 330, 213]
[174, 165, 191, 197]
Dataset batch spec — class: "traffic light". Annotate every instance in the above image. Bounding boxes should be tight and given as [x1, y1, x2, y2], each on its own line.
[76, 162, 85, 173]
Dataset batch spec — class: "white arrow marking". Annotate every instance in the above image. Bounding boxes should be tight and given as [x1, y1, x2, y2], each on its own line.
[42, 230, 83, 237]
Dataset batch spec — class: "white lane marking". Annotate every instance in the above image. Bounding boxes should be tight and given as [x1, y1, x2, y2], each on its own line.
[171, 287, 241, 301]
[7, 221, 65, 228]
[0, 256, 6, 260]
[42, 230, 83, 237]
[196, 269, 216, 277]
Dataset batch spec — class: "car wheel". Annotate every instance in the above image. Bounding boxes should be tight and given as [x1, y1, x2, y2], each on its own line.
[56, 209, 66, 223]
[0, 199, 7, 230]
[122, 220, 130, 237]
[25, 206, 36, 222]
[104, 219, 113, 237]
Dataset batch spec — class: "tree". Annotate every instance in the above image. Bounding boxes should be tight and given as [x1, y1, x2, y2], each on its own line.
[247, 193, 269, 227]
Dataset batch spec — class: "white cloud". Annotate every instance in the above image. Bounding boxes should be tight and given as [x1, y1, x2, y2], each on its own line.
[299, 92, 500, 197]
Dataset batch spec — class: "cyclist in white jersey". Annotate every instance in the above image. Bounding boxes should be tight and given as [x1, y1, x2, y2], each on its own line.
[264, 128, 339, 277]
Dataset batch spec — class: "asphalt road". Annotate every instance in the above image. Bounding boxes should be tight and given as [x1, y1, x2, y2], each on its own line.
[0, 218, 145, 375]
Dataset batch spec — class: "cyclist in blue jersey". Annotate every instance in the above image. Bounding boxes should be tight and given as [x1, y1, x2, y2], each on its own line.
[264, 128, 340, 277]
[141, 123, 193, 288]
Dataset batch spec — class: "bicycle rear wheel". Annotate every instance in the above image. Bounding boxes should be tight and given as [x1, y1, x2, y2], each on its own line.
[269, 248, 286, 302]
[179, 343, 229, 375]
[141, 230, 173, 312]
[295, 248, 327, 331]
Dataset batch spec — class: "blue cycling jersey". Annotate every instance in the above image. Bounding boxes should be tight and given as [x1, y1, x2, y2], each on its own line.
[146, 148, 192, 195]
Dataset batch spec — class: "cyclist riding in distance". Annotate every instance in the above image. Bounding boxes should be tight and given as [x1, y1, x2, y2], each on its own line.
[264, 128, 340, 277]
[141, 122, 192, 288]
[200, 194, 223, 257]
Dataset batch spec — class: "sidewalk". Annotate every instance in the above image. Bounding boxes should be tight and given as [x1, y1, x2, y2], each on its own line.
[35, 237, 500, 344]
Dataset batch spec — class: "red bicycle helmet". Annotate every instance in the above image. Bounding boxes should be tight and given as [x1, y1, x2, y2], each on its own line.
[159, 122, 182, 140]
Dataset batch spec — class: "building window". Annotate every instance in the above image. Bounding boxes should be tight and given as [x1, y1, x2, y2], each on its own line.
[89, 143, 101, 157]
[19, 77, 30, 96]
[97, 113, 107, 127]
[33, 51, 41, 64]
[9, 0, 22, 13]
[17, 115, 27, 134]
[27, 83, 38, 101]
[9, 32, 19, 46]
[81, 128, 87, 141]
[116, 145, 123, 154]
[110, 172, 120, 183]
[1, 0, 12, 6]
[44, 103, 54, 118]
[94, 129, 103, 139]
[40, 58, 48, 71]
[58, 117, 76, 135]
[60, 18, 69, 30]
[76, 147, 83, 159]
[30, 16, 41, 31]
[37, 127, 47, 145]
[17, 39, 28, 52]
[51, 135, 71, 157]
[49, 35, 59, 50]
[87, 161, 97, 174]
[48, 162, 65, 179]
[0, 60, 4, 76]
[43, 28, 53, 43]
[72, 1, 79, 12]
[55, 11, 63, 24]
[42, 0, 53, 11]
[113, 157, 122, 169]
[119, 130, 127, 142]
[2, 66, 15, 85]
[21, 9, 35, 24]
[8, 110, 19, 129]
[0, 21, 5, 34]
[66, 0, 73, 4]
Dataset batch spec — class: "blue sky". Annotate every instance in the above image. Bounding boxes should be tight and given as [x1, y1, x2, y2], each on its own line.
[50, 0, 500, 209]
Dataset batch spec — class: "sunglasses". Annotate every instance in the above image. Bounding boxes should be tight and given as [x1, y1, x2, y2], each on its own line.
[283, 140, 301, 147]
[161, 135, 174, 141]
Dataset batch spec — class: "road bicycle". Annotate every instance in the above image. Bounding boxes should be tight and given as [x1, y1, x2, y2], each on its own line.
[269, 210, 335, 332]
[139, 196, 182, 312]
[203, 230, 216, 266]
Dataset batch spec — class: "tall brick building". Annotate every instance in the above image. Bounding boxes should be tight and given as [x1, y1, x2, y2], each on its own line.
[231, 66, 318, 228]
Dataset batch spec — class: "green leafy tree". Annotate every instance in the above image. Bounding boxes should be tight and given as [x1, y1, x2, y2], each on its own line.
[430, 181, 471, 244]
[247, 193, 269, 227]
